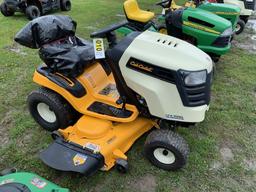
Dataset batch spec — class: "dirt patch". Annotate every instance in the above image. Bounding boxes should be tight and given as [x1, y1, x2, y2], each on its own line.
[0, 111, 14, 147]
[220, 147, 234, 164]
[127, 174, 157, 192]
[3, 43, 27, 56]
[16, 131, 34, 148]
[209, 161, 222, 171]
[243, 159, 256, 172]
[232, 19, 256, 54]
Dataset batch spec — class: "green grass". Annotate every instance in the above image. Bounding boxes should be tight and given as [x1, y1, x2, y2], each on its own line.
[0, 0, 256, 191]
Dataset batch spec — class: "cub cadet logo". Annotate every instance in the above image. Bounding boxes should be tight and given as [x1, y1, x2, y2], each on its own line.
[73, 153, 87, 166]
[130, 61, 153, 72]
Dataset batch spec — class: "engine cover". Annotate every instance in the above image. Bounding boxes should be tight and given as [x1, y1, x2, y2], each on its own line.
[119, 31, 212, 122]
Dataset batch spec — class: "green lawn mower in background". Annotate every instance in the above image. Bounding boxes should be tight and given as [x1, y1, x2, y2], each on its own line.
[119, 0, 233, 62]
[171, 0, 241, 33]
[0, 168, 69, 192]
[208, 0, 256, 34]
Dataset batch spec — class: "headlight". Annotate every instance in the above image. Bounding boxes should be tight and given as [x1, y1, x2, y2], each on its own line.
[221, 27, 233, 37]
[180, 70, 207, 86]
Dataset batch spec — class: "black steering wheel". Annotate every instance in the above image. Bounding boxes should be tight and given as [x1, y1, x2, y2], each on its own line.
[90, 20, 128, 48]
[156, 0, 172, 8]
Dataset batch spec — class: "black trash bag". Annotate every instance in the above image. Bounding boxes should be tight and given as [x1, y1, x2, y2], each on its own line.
[39, 36, 95, 77]
[14, 15, 77, 49]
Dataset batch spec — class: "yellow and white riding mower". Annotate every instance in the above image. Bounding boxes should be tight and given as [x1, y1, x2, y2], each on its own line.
[15, 15, 213, 176]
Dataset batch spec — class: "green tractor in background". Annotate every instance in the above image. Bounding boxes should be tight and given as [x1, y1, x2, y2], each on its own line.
[0, 168, 69, 192]
[207, 0, 256, 34]
[118, 0, 233, 62]
[171, 0, 241, 33]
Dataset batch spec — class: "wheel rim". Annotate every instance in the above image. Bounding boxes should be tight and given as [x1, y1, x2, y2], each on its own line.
[153, 148, 175, 164]
[32, 9, 39, 18]
[235, 24, 241, 32]
[37, 102, 57, 123]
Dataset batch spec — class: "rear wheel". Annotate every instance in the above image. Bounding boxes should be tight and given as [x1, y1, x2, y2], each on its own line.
[0, 3, 14, 16]
[27, 87, 75, 131]
[144, 129, 189, 171]
[26, 5, 41, 20]
[60, 0, 71, 11]
[235, 19, 245, 35]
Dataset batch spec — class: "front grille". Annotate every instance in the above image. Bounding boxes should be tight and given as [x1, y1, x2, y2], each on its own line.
[212, 36, 231, 47]
[176, 71, 212, 107]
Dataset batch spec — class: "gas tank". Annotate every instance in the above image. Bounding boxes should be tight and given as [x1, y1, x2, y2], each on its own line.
[115, 31, 213, 122]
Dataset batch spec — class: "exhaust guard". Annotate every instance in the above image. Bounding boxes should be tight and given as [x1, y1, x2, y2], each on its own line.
[40, 138, 104, 176]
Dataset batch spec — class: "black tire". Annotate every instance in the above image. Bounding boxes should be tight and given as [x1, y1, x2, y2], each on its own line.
[25, 5, 40, 20]
[235, 19, 245, 35]
[0, 3, 15, 16]
[0, 168, 17, 176]
[27, 87, 74, 132]
[144, 129, 189, 171]
[116, 159, 129, 173]
[60, 0, 71, 11]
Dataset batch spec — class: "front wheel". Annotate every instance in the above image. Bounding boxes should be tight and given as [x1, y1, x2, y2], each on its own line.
[27, 87, 75, 132]
[144, 129, 189, 171]
[235, 19, 245, 35]
[0, 3, 15, 16]
[26, 5, 41, 20]
[60, 0, 71, 11]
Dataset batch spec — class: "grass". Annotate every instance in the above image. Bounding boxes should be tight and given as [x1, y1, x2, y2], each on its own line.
[0, 0, 256, 191]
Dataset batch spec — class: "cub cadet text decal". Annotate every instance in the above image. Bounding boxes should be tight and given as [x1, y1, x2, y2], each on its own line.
[129, 61, 153, 72]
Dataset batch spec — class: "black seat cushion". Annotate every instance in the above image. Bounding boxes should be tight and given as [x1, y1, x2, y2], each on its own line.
[39, 36, 95, 78]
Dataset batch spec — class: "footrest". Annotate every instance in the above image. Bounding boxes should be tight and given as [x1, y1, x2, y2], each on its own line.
[40, 138, 104, 176]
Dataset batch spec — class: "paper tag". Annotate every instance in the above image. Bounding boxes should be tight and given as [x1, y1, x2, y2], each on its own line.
[93, 38, 105, 59]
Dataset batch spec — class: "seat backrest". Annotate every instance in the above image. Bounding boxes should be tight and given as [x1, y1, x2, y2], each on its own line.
[124, 0, 140, 19]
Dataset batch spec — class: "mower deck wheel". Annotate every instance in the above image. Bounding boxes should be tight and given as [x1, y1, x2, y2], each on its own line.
[144, 129, 189, 171]
[0, 168, 17, 176]
[27, 87, 74, 132]
[61, 0, 71, 11]
[0, 3, 15, 16]
[26, 5, 41, 20]
[235, 19, 245, 35]
[116, 159, 129, 173]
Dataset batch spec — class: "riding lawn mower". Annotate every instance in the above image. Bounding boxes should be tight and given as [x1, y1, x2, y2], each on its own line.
[119, 0, 234, 62]
[15, 15, 213, 176]
[0, 168, 69, 192]
[0, 0, 71, 20]
[208, 0, 256, 34]
[170, 0, 241, 33]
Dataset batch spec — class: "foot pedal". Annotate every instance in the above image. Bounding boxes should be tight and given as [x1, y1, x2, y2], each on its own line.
[88, 102, 132, 118]
[40, 138, 104, 176]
